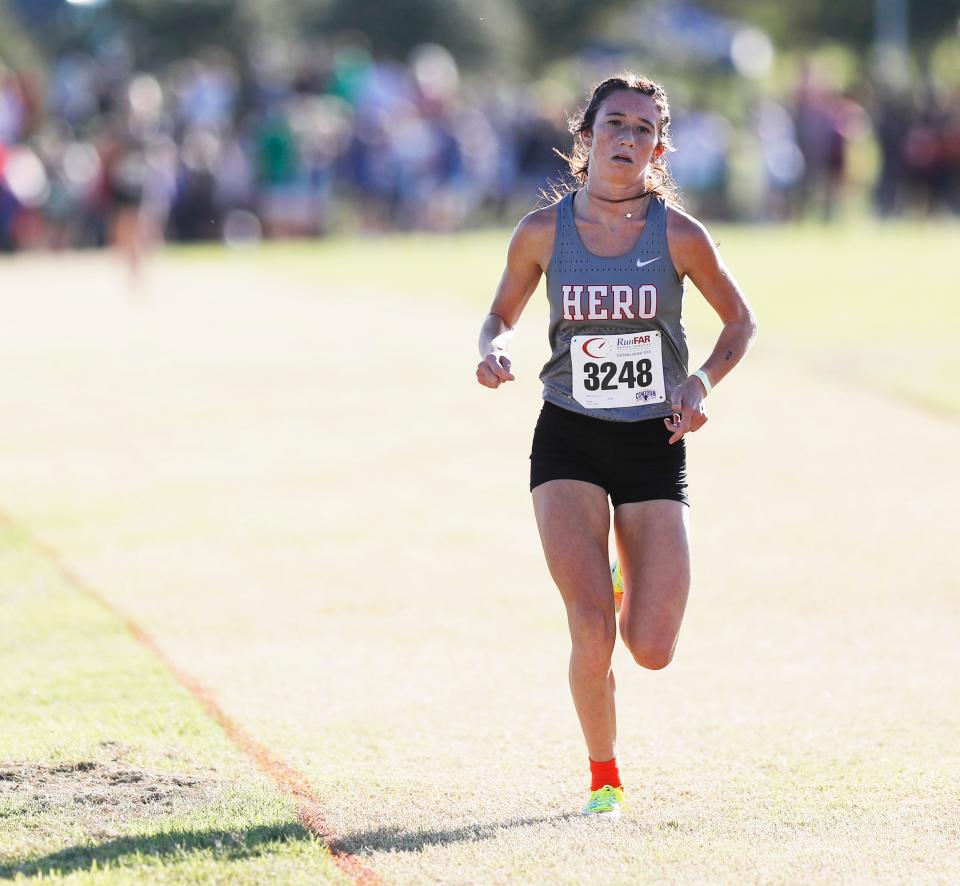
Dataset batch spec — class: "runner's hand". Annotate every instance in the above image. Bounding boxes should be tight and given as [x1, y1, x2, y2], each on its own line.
[476, 352, 515, 388]
[664, 377, 708, 444]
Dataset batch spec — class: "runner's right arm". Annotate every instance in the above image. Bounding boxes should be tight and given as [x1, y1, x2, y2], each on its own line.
[476, 210, 553, 389]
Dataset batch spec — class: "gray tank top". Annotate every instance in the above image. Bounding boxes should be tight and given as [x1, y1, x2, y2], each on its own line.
[539, 190, 688, 422]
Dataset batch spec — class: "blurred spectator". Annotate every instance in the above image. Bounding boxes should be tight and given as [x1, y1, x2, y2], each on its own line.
[0, 64, 29, 143]
[792, 63, 869, 222]
[0, 31, 957, 254]
[751, 98, 805, 220]
[670, 105, 733, 218]
[901, 80, 960, 214]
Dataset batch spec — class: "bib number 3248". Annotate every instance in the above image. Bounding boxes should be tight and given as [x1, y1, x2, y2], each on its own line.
[570, 332, 666, 409]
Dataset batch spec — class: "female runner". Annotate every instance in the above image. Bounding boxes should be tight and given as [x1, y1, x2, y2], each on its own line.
[476, 73, 757, 818]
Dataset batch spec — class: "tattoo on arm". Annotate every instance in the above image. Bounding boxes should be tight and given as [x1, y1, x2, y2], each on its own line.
[724, 350, 733, 360]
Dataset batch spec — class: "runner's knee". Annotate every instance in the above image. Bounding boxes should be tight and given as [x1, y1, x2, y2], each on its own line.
[625, 638, 676, 671]
[569, 605, 616, 671]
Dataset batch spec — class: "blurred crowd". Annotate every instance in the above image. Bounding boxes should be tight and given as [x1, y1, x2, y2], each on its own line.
[1, 40, 959, 252]
[0, 42, 572, 252]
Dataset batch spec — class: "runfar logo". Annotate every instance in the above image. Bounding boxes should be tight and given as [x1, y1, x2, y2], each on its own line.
[581, 337, 610, 358]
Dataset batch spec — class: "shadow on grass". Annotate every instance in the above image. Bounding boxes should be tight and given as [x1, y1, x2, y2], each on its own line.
[0, 822, 307, 879]
[331, 812, 581, 855]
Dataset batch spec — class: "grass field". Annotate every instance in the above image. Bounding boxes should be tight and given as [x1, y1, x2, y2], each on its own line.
[235, 217, 960, 413]
[1, 221, 958, 884]
[0, 519, 349, 884]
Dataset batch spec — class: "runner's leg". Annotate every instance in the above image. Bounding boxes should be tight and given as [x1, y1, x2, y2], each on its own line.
[613, 500, 690, 669]
[533, 479, 617, 761]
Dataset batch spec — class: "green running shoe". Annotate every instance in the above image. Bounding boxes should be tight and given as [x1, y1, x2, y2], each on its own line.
[581, 784, 626, 818]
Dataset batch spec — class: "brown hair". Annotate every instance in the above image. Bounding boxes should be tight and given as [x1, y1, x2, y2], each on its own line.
[547, 72, 682, 208]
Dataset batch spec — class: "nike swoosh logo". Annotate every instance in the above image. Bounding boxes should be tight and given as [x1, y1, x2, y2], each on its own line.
[636, 257, 660, 268]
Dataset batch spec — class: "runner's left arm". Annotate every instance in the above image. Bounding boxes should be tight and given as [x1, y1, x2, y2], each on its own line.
[675, 218, 757, 388]
[664, 212, 758, 442]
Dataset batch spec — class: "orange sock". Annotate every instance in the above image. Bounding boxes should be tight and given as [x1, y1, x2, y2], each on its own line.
[589, 756, 622, 791]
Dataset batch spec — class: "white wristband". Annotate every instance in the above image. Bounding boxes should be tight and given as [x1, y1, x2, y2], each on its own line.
[691, 369, 712, 395]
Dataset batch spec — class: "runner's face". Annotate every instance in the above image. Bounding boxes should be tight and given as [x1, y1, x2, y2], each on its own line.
[582, 91, 664, 185]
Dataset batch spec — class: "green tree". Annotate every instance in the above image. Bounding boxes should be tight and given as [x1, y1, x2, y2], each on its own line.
[109, 0, 243, 63]
[309, 0, 525, 70]
[514, 0, 633, 65]
[698, 0, 960, 50]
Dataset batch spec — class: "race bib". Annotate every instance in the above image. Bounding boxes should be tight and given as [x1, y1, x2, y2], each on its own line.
[570, 332, 666, 409]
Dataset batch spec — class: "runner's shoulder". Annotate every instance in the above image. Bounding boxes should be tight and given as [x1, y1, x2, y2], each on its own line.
[665, 204, 713, 250]
[664, 204, 719, 276]
[510, 203, 559, 268]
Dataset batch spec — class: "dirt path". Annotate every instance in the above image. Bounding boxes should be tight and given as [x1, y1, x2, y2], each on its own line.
[1, 251, 958, 884]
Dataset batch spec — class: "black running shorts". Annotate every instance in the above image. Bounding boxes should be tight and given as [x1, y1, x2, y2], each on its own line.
[529, 401, 689, 506]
